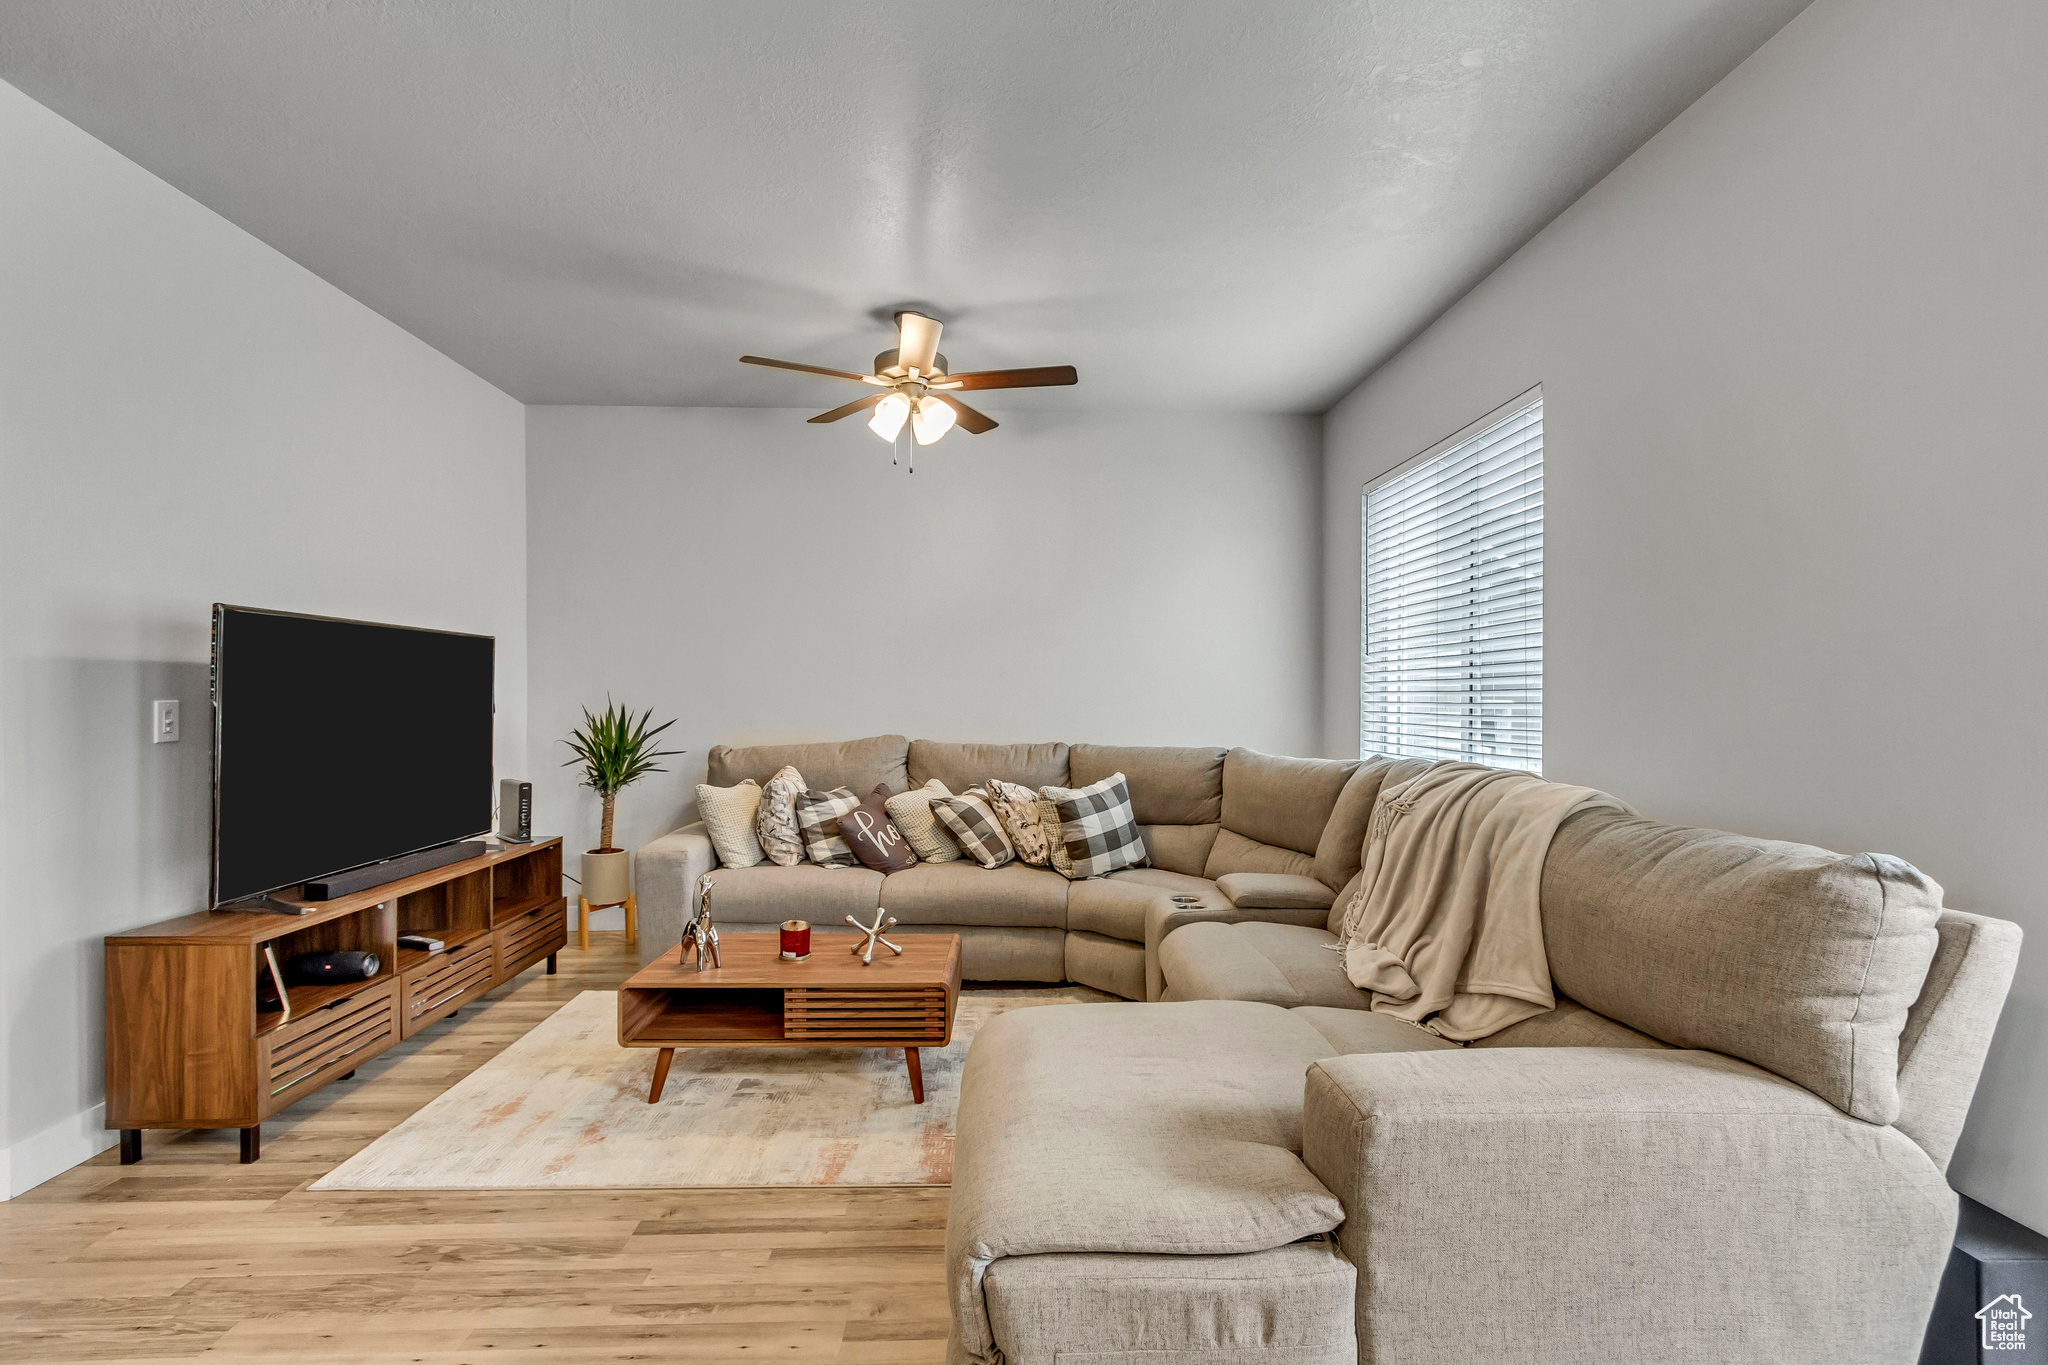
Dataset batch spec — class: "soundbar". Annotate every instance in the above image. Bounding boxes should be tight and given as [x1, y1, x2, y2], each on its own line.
[303, 840, 489, 900]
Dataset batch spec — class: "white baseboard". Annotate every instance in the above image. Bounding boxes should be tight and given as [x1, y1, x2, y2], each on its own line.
[5, 1102, 117, 1199]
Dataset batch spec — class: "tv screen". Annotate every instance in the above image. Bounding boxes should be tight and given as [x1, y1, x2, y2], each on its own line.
[211, 605, 495, 906]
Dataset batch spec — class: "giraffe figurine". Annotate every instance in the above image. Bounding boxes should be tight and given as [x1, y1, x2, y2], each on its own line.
[845, 907, 904, 965]
[683, 873, 722, 971]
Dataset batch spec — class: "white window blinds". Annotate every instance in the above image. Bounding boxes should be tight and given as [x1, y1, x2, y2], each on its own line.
[1361, 393, 1542, 772]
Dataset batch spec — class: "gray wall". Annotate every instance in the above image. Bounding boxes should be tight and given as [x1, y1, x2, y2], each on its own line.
[1321, 0, 2046, 1229]
[0, 80, 527, 1195]
[527, 404, 1322, 910]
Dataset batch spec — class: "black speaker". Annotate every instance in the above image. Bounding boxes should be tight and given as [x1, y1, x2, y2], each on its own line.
[287, 950, 381, 985]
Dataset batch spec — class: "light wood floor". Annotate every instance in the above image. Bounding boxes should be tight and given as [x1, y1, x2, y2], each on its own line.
[1, 933, 951, 1364]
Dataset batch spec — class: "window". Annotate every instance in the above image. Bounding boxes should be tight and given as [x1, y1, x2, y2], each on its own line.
[1361, 390, 1542, 772]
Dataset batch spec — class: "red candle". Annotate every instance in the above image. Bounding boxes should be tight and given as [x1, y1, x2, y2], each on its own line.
[780, 919, 811, 961]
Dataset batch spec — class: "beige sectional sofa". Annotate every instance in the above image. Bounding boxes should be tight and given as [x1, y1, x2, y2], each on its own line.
[638, 734, 2024, 1362]
[948, 788, 2024, 1364]
[636, 734, 1377, 998]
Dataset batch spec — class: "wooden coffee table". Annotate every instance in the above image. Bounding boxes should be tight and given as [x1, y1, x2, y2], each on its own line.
[617, 933, 961, 1104]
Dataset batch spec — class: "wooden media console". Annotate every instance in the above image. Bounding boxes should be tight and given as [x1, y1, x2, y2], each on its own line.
[104, 837, 567, 1162]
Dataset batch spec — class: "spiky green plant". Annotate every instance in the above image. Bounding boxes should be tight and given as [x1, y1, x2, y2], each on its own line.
[561, 700, 683, 852]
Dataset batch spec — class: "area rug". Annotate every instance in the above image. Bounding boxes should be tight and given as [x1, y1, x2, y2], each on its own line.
[311, 986, 1112, 1190]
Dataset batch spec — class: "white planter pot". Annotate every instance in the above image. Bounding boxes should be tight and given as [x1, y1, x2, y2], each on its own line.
[581, 849, 631, 907]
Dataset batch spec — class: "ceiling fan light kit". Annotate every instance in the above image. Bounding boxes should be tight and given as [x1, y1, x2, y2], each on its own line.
[741, 311, 1077, 469]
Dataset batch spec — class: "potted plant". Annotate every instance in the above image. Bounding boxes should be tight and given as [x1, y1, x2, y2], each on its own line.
[562, 700, 683, 908]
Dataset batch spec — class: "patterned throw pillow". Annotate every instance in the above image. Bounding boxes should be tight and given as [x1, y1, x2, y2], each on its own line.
[796, 787, 862, 868]
[696, 779, 764, 868]
[1038, 773, 1148, 879]
[1037, 791, 1077, 878]
[884, 779, 963, 863]
[837, 785, 919, 872]
[755, 765, 807, 867]
[984, 778, 1050, 866]
[933, 787, 1015, 869]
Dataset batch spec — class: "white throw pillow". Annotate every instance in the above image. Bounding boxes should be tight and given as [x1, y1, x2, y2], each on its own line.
[696, 779, 765, 868]
[885, 779, 963, 863]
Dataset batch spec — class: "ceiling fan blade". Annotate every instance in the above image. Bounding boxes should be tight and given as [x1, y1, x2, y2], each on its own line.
[897, 312, 944, 374]
[940, 365, 1079, 390]
[741, 355, 876, 384]
[808, 393, 888, 424]
[929, 392, 997, 434]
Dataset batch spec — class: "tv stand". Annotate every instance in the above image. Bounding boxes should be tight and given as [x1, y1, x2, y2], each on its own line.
[105, 837, 566, 1163]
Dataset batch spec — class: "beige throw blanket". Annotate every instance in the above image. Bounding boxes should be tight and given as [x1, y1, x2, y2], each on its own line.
[1333, 762, 1627, 1041]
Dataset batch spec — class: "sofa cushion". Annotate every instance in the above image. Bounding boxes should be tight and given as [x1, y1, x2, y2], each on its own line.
[1038, 773, 1149, 879]
[695, 779, 765, 868]
[1310, 756, 1436, 892]
[836, 785, 918, 872]
[1139, 822, 1219, 877]
[1070, 744, 1226, 825]
[934, 788, 1016, 869]
[1221, 748, 1359, 856]
[878, 862, 1068, 928]
[1217, 872, 1335, 910]
[907, 739, 1069, 793]
[700, 864, 883, 925]
[755, 765, 807, 867]
[1470, 997, 1672, 1051]
[1159, 921, 1301, 1007]
[981, 1242, 1357, 1365]
[883, 779, 962, 863]
[1161, 921, 1371, 1010]
[984, 778, 1052, 867]
[794, 786, 862, 867]
[1543, 806, 1944, 1124]
[1291, 1006, 1461, 1057]
[1068, 868, 1219, 942]
[707, 734, 909, 795]
[1204, 827, 1315, 881]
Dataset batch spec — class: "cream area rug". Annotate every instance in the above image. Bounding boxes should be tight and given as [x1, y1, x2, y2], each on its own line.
[312, 986, 1111, 1190]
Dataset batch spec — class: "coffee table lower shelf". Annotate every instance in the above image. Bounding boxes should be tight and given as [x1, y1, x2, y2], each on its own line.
[616, 935, 961, 1105]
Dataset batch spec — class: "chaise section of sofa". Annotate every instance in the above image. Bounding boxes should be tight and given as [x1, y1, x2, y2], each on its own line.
[947, 998, 1356, 1365]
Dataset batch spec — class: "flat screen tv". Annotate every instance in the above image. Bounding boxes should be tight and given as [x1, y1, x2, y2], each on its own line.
[210, 605, 495, 907]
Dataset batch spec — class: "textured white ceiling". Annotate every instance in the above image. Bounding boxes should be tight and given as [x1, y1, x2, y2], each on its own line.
[1, 1, 1808, 411]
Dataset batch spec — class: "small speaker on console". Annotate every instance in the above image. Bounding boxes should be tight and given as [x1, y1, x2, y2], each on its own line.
[287, 950, 381, 985]
[498, 778, 533, 843]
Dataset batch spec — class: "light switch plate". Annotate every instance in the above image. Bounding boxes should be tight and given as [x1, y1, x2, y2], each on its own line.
[152, 699, 179, 743]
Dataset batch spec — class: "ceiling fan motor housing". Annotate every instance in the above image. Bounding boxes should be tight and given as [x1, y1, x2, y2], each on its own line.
[873, 348, 949, 379]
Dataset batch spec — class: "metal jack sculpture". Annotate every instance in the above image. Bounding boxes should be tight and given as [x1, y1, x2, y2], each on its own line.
[683, 873, 722, 971]
[845, 907, 904, 965]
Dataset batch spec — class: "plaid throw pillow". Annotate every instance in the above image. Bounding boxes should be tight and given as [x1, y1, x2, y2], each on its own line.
[1038, 772, 1148, 879]
[932, 787, 1015, 869]
[796, 787, 862, 867]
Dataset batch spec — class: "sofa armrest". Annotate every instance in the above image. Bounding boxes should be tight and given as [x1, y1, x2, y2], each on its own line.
[634, 822, 717, 967]
[1141, 898, 1329, 1001]
[1215, 872, 1335, 910]
[1302, 1047, 1956, 1364]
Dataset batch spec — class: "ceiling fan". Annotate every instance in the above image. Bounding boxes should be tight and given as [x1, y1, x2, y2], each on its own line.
[741, 311, 1078, 457]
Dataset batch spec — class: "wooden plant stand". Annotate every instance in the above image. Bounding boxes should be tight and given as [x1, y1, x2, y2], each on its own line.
[578, 892, 636, 950]
[618, 933, 961, 1104]
[105, 838, 568, 1162]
